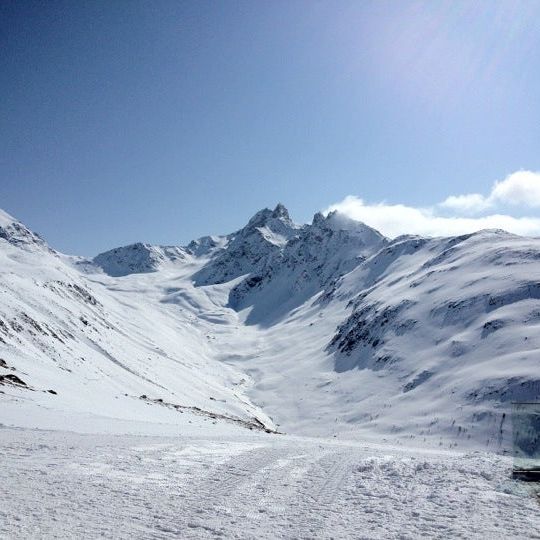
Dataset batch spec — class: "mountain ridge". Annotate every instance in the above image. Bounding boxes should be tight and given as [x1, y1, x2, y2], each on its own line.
[1, 204, 539, 450]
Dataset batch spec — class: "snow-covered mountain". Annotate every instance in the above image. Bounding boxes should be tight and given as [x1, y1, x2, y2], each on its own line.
[192, 203, 301, 286]
[325, 230, 540, 445]
[1, 205, 539, 450]
[0, 209, 274, 434]
[0, 208, 50, 250]
[94, 242, 190, 276]
[229, 209, 387, 324]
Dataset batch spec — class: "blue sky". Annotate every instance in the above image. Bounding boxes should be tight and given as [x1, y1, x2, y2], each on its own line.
[2, 1, 540, 255]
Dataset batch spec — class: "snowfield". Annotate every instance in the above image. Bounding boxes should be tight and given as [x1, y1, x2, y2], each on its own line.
[2, 427, 539, 539]
[1, 205, 539, 538]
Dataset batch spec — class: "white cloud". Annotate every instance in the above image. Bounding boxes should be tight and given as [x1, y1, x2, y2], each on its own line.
[438, 170, 540, 214]
[326, 170, 540, 238]
[439, 193, 491, 213]
[325, 195, 540, 239]
[490, 170, 540, 207]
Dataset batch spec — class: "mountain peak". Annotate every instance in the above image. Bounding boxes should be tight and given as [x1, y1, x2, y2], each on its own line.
[272, 203, 290, 220]
[245, 203, 293, 230]
[0, 209, 17, 228]
[0, 209, 48, 250]
[93, 242, 188, 277]
[192, 204, 298, 285]
[312, 210, 384, 236]
[312, 211, 325, 226]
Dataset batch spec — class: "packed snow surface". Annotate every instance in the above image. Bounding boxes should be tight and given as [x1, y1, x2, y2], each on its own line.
[2, 427, 539, 539]
[1, 204, 540, 538]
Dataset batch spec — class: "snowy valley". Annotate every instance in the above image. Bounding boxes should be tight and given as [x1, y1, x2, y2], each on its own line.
[1, 204, 539, 538]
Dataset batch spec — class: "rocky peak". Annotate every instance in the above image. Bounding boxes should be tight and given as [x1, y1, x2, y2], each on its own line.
[245, 208, 274, 229]
[244, 203, 295, 233]
[272, 203, 290, 220]
[186, 235, 224, 257]
[312, 210, 383, 236]
[312, 211, 326, 227]
[93, 242, 188, 277]
[228, 210, 389, 322]
[229, 204, 299, 251]
[192, 205, 298, 285]
[0, 209, 49, 250]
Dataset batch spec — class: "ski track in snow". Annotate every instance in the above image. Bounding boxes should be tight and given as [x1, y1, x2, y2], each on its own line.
[2, 207, 540, 538]
[1, 428, 539, 540]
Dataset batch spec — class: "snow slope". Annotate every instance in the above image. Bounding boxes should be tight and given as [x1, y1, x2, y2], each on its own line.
[326, 230, 540, 447]
[2, 205, 540, 539]
[1, 205, 540, 452]
[2, 427, 539, 539]
[0, 210, 274, 435]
